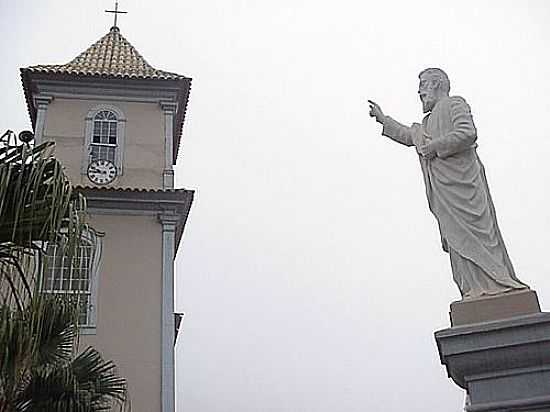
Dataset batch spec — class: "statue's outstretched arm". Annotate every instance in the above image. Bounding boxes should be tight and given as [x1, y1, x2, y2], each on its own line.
[368, 99, 414, 147]
[429, 97, 477, 158]
[381, 116, 415, 147]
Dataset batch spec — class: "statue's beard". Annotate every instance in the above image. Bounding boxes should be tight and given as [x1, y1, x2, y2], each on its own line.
[420, 93, 437, 113]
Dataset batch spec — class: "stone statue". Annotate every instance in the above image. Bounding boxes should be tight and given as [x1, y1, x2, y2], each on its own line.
[368, 68, 528, 300]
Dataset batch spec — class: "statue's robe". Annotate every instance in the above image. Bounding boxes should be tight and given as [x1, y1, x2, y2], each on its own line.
[382, 96, 526, 299]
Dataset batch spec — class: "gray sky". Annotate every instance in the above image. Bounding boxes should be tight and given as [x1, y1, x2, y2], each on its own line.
[2, 1, 550, 411]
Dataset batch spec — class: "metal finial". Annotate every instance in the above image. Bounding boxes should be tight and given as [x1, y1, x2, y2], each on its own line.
[105, 1, 128, 29]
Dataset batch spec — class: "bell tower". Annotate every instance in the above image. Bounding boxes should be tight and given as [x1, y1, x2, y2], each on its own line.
[21, 22, 194, 412]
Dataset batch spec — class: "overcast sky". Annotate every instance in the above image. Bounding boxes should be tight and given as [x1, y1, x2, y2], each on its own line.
[2, 1, 550, 411]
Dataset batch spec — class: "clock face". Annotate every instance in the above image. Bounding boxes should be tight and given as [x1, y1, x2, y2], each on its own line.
[87, 159, 117, 185]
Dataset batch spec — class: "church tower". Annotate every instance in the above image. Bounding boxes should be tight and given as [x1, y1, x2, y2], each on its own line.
[20, 21, 193, 412]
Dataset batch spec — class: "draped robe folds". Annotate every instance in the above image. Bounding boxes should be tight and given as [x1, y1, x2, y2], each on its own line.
[382, 96, 527, 299]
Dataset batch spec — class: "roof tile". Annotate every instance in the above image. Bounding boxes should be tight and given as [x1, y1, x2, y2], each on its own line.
[25, 27, 187, 80]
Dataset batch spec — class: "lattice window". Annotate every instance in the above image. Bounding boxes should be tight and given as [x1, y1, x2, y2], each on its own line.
[41, 237, 99, 327]
[90, 110, 117, 164]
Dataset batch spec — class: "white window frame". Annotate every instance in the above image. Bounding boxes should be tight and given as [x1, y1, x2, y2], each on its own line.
[90, 110, 118, 165]
[39, 231, 103, 335]
[82, 104, 126, 176]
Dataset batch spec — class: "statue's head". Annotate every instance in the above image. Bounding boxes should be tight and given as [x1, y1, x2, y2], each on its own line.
[418, 68, 450, 113]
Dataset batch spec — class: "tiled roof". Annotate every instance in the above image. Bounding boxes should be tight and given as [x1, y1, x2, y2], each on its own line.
[25, 26, 187, 80]
[74, 185, 191, 193]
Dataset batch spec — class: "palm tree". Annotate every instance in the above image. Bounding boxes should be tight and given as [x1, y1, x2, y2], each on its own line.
[0, 131, 127, 412]
[1, 294, 127, 412]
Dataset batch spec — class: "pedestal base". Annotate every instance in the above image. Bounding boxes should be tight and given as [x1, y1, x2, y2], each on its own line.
[435, 312, 550, 412]
[450, 289, 541, 326]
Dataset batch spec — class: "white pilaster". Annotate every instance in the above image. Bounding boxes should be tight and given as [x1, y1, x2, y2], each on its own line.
[159, 213, 178, 412]
[33, 95, 53, 145]
[160, 101, 177, 189]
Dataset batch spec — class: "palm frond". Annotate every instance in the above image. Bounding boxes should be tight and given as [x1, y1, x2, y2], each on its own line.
[29, 294, 79, 367]
[0, 134, 93, 308]
[0, 133, 127, 412]
[16, 347, 127, 412]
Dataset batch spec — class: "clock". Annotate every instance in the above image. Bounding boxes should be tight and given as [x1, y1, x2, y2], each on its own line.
[87, 159, 117, 185]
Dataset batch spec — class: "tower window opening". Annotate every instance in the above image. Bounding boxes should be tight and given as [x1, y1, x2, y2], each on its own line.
[41, 239, 95, 326]
[90, 110, 117, 164]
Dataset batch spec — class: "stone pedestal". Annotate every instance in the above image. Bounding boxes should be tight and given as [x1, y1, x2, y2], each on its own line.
[435, 295, 550, 412]
[449, 290, 540, 326]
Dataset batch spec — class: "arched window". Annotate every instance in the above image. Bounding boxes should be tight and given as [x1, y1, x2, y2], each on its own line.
[90, 110, 117, 164]
[82, 105, 126, 177]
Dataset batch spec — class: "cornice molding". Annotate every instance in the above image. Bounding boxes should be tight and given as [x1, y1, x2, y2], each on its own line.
[35, 80, 179, 102]
[76, 187, 194, 248]
[160, 100, 178, 113]
[33, 95, 53, 108]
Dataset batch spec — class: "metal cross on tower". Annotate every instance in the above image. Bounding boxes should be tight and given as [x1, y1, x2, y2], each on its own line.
[105, 1, 128, 29]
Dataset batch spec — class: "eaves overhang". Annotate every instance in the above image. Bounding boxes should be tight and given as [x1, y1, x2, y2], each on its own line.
[74, 186, 194, 250]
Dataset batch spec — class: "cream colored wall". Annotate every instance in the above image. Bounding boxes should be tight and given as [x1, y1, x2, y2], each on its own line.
[43, 96, 168, 410]
[81, 214, 163, 412]
[43, 98, 165, 188]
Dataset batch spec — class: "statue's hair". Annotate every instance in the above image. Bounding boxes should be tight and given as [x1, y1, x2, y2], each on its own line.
[419, 68, 450, 94]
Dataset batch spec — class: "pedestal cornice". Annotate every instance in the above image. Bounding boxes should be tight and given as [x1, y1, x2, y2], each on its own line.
[436, 312, 550, 411]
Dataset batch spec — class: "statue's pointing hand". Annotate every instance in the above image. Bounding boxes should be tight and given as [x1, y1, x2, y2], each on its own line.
[368, 100, 385, 124]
